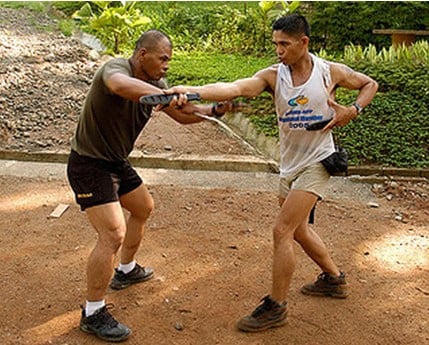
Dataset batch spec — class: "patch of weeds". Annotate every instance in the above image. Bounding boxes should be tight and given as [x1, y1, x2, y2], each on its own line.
[58, 19, 75, 37]
[0, 1, 47, 12]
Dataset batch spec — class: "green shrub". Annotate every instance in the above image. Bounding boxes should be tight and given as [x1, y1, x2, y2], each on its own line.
[72, 1, 151, 55]
[10, 1, 425, 168]
[305, 1, 429, 52]
[58, 18, 75, 37]
[337, 91, 429, 168]
[167, 52, 276, 85]
[166, 42, 428, 168]
[341, 42, 429, 96]
[0, 1, 46, 12]
[52, 1, 83, 16]
[135, 1, 297, 55]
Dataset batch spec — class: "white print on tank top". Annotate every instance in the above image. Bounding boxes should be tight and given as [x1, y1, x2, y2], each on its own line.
[275, 54, 336, 176]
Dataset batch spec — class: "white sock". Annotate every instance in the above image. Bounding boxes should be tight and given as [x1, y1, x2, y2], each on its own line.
[118, 260, 136, 274]
[85, 300, 105, 317]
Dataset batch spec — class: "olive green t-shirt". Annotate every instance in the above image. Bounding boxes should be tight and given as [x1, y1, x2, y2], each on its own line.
[71, 58, 166, 162]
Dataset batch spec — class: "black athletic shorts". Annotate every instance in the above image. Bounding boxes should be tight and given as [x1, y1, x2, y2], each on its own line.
[67, 150, 142, 211]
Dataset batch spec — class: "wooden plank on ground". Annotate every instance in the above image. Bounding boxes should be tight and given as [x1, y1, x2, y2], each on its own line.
[49, 203, 69, 218]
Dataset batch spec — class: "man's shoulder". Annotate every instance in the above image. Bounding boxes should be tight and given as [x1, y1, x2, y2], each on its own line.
[104, 57, 129, 67]
[312, 54, 343, 72]
[251, 64, 278, 94]
[102, 57, 131, 75]
[267, 63, 280, 73]
[96, 58, 132, 85]
[255, 64, 279, 78]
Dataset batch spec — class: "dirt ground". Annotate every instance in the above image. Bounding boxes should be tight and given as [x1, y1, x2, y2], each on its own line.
[1, 174, 428, 345]
[0, 6, 428, 345]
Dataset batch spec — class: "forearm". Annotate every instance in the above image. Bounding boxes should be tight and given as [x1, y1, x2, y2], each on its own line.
[106, 74, 163, 102]
[169, 76, 267, 101]
[332, 78, 379, 127]
[345, 79, 379, 121]
[179, 83, 242, 101]
[355, 79, 379, 109]
[164, 101, 240, 124]
[163, 103, 213, 124]
[167, 72, 270, 103]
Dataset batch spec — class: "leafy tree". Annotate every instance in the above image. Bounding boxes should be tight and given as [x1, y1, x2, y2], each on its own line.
[72, 1, 151, 54]
[257, 1, 300, 52]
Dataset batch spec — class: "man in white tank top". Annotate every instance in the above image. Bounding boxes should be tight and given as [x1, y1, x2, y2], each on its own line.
[167, 14, 378, 332]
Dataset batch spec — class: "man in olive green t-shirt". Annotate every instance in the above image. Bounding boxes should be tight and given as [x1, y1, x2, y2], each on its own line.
[67, 29, 234, 342]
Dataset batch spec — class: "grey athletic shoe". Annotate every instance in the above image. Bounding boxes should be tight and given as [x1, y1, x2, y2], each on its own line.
[80, 304, 131, 342]
[301, 271, 348, 298]
[110, 263, 154, 290]
[237, 295, 287, 332]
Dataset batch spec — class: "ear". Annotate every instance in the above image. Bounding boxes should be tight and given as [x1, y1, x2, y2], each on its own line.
[301, 36, 309, 46]
[138, 47, 147, 59]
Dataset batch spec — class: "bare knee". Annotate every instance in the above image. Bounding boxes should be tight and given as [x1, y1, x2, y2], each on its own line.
[145, 197, 155, 217]
[98, 222, 126, 253]
[273, 222, 294, 249]
[86, 203, 128, 252]
[129, 196, 154, 222]
[136, 198, 154, 221]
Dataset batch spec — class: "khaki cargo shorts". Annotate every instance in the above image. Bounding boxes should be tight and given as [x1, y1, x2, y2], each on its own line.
[279, 162, 330, 200]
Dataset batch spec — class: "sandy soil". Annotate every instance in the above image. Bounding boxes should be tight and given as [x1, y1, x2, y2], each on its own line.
[0, 174, 428, 345]
[0, 6, 428, 345]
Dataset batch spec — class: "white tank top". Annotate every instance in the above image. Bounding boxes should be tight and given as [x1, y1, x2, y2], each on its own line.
[275, 54, 335, 176]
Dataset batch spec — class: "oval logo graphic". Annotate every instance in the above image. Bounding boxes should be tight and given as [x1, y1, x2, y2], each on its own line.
[288, 95, 309, 107]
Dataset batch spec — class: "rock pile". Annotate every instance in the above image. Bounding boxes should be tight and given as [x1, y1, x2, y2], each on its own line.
[0, 7, 99, 151]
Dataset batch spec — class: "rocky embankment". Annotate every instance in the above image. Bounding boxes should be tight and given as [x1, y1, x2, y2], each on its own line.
[0, 7, 100, 151]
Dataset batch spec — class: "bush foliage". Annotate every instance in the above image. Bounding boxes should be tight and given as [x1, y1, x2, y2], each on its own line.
[336, 42, 429, 167]
[6, 1, 427, 168]
[306, 1, 429, 52]
[168, 43, 429, 168]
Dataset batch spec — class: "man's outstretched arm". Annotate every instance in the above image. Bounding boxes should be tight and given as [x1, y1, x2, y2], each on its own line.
[166, 70, 271, 102]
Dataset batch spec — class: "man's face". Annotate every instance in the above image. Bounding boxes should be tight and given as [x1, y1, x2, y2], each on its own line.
[139, 38, 172, 81]
[272, 30, 308, 66]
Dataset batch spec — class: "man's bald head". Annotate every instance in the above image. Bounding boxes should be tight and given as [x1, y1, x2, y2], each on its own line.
[134, 30, 172, 52]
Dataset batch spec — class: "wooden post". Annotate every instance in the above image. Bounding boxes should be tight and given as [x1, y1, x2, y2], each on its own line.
[373, 29, 429, 48]
[391, 33, 416, 47]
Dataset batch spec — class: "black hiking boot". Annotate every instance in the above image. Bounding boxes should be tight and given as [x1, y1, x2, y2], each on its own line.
[110, 263, 154, 290]
[237, 295, 287, 332]
[301, 271, 348, 298]
[80, 304, 131, 342]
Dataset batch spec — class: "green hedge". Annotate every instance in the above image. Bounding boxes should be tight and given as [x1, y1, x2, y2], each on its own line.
[168, 52, 275, 85]
[305, 1, 429, 52]
[8, 1, 426, 168]
[168, 44, 429, 169]
[335, 43, 428, 168]
[337, 92, 429, 168]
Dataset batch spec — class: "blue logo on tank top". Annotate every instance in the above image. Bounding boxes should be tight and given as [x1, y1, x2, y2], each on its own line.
[288, 95, 309, 107]
[279, 95, 324, 129]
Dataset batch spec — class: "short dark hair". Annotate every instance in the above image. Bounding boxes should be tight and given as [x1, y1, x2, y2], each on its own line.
[272, 14, 310, 38]
[134, 29, 172, 52]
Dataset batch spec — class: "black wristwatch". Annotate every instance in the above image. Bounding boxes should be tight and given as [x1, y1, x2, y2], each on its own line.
[211, 103, 224, 118]
[352, 101, 363, 114]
